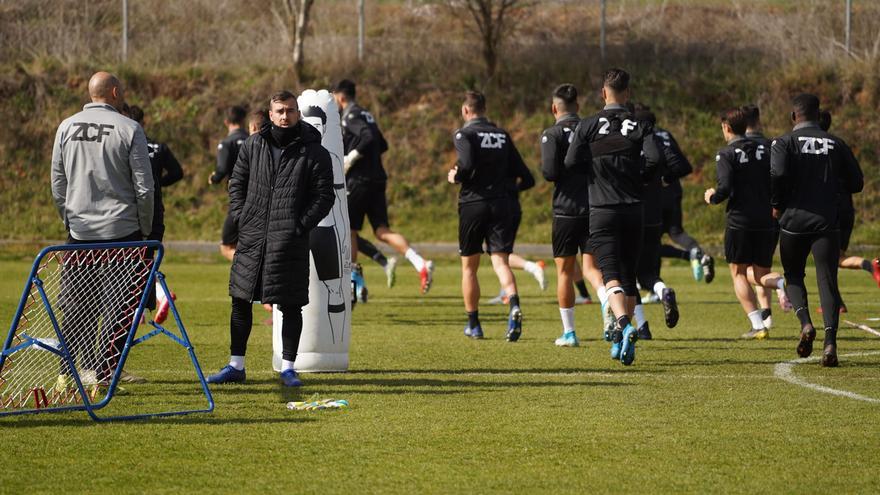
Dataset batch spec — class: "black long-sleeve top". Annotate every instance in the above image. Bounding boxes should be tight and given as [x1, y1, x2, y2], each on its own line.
[709, 136, 773, 230]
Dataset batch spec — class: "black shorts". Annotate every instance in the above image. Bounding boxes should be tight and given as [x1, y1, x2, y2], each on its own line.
[661, 202, 684, 235]
[590, 205, 643, 296]
[724, 227, 775, 267]
[552, 216, 590, 258]
[839, 209, 855, 252]
[348, 180, 390, 232]
[221, 212, 238, 246]
[458, 199, 514, 256]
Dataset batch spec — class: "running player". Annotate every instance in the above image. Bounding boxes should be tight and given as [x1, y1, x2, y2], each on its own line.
[771, 94, 863, 366]
[541, 84, 606, 347]
[564, 68, 663, 365]
[632, 105, 684, 339]
[818, 109, 880, 311]
[209, 106, 248, 261]
[330, 79, 434, 300]
[448, 90, 528, 341]
[487, 253, 546, 304]
[704, 107, 790, 340]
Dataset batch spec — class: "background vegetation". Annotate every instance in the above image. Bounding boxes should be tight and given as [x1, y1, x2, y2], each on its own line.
[1, 0, 878, 249]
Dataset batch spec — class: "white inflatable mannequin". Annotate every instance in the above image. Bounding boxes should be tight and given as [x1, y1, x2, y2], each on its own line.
[272, 89, 352, 372]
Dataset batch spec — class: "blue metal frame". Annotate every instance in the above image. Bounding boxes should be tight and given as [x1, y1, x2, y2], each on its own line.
[0, 241, 214, 422]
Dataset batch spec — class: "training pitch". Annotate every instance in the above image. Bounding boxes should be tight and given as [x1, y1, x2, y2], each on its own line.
[0, 257, 878, 493]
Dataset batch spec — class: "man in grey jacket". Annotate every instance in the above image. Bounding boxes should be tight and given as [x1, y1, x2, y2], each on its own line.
[50, 72, 154, 388]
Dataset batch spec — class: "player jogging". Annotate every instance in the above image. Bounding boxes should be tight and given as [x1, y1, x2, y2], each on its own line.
[770, 94, 863, 366]
[330, 79, 434, 301]
[564, 68, 663, 365]
[540, 84, 606, 347]
[448, 91, 529, 342]
[208, 106, 248, 262]
[704, 107, 791, 340]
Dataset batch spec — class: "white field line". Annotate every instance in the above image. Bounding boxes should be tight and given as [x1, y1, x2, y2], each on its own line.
[774, 351, 880, 404]
[843, 320, 880, 338]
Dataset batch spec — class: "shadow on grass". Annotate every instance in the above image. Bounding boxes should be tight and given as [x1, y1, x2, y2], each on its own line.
[0, 414, 315, 428]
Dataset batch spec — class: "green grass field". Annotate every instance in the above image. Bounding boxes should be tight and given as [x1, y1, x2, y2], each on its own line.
[0, 257, 879, 494]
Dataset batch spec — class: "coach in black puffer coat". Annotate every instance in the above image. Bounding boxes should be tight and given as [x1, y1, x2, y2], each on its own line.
[228, 119, 335, 307]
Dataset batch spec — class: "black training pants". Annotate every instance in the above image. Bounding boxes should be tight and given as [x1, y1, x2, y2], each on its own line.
[230, 297, 303, 361]
[779, 230, 842, 330]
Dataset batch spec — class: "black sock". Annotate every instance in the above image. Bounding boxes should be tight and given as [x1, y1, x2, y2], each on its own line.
[575, 280, 590, 299]
[861, 259, 873, 273]
[761, 308, 771, 320]
[372, 252, 388, 268]
[508, 294, 520, 310]
[467, 311, 480, 329]
[795, 307, 812, 327]
[616, 315, 631, 330]
[824, 327, 837, 346]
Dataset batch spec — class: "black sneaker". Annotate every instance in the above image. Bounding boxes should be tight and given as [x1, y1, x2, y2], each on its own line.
[821, 344, 838, 367]
[661, 288, 679, 328]
[702, 254, 715, 284]
[637, 321, 652, 340]
[796, 324, 816, 358]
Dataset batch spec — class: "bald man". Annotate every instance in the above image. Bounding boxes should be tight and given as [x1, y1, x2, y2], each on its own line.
[51, 71, 154, 389]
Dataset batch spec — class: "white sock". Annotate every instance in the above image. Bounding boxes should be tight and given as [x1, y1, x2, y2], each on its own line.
[597, 287, 608, 305]
[652, 281, 667, 299]
[748, 310, 764, 330]
[776, 279, 785, 290]
[763, 314, 773, 328]
[155, 282, 167, 302]
[559, 307, 575, 332]
[634, 304, 646, 328]
[229, 355, 245, 371]
[523, 261, 541, 276]
[405, 248, 426, 272]
[281, 359, 296, 371]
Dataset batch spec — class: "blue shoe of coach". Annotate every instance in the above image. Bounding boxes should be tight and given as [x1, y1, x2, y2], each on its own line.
[620, 324, 638, 366]
[206, 365, 246, 384]
[280, 369, 303, 387]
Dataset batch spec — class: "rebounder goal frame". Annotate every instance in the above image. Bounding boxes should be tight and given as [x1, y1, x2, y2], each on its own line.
[0, 241, 214, 422]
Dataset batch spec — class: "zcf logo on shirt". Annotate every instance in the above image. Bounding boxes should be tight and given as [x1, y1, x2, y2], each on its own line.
[598, 118, 637, 136]
[477, 132, 507, 149]
[70, 122, 115, 143]
[147, 142, 160, 159]
[798, 137, 835, 155]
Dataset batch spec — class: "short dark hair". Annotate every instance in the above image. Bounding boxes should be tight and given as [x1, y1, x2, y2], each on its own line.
[552, 84, 578, 111]
[721, 107, 748, 135]
[464, 90, 486, 114]
[331, 79, 356, 99]
[792, 93, 820, 121]
[633, 103, 656, 125]
[121, 102, 131, 117]
[226, 105, 247, 125]
[603, 68, 630, 92]
[818, 109, 832, 131]
[248, 108, 268, 127]
[129, 104, 145, 124]
[269, 90, 297, 106]
[743, 104, 760, 128]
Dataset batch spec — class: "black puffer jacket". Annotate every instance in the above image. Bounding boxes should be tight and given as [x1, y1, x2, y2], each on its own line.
[228, 121, 335, 306]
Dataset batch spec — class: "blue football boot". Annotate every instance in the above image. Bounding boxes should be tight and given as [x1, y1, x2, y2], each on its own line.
[464, 325, 484, 339]
[506, 306, 523, 342]
[280, 369, 303, 387]
[620, 324, 638, 366]
[610, 328, 623, 360]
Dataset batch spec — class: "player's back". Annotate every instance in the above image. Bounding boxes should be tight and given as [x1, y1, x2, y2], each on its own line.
[341, 103, 388, 182]
[542, 114, 587, 217]
[454, 117, 516, 204]
[771, 124, 863, 233]
[716, 138, 772, 230]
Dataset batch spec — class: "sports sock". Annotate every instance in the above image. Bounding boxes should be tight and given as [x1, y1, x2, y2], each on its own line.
[747, 310, 764, 330]
[761, 308, 772, 327]
[372, 252, 388, 268]
[281, 359, 296, 371]
[597, 287, 608, 305]
[523, 261, 541, 276]
[575, 280, 590, 299]
[508, 294, 520, 311]
[155, 282, 167, 302]
[616, 315, 632, 330]
[776, 279, 785, 290]
[467, 311, 480, 329]
[795, 307, 812, 327]
[824, 327, 837, 346]
[861, 259, 873, 273]
[229, 355, 245, 371]
[652, 281, 667, 299]
[405, 248, 426, 272]
[559, 307, 575, 332]
[634, 304, 646, 328]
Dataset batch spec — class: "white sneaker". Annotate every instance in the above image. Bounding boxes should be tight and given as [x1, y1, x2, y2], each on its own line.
[385, 256, 398, 288]
[574, 294, 592, 305]
[555, 330, 580, 347]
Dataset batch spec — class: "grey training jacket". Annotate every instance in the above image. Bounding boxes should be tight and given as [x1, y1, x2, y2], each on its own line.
[51, 102, 154, 240]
